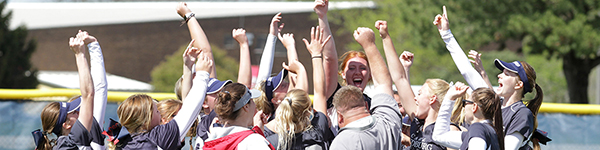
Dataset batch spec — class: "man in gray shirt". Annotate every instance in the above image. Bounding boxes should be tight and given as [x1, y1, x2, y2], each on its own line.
[330, 27, 403, 150]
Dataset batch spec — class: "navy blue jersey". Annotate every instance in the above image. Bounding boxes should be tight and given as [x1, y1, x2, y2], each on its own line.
[121, 120, 181, 150]
[264, 111, 333, 150]
[197, 110, 217, 141]
[55, 120, 92, 150]
[409, 118, 446, 150]
[460, 122, 500, 150]
[502, 101, 534, 149]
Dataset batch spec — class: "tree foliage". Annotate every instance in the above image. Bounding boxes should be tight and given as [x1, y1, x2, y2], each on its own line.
[330, 0, 579, 103]
[151, 45, 239, 92]
[0, 0, 38, 89]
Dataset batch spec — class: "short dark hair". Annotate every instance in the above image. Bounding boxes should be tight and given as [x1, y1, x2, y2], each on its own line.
[333, 86, 365, 113]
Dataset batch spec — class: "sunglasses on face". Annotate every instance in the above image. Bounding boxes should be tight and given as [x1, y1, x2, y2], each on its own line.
[462, 99, 475, 105]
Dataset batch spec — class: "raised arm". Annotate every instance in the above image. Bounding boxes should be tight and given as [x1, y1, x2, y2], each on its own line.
[304, 26, 332, 114]
[432, 82, 469, 149]
[173, 50, 212, 140]
[181, 39, 196, 100]
[233, 28, 252, 87]
[314, 0, 338, 98]
[468, 50, 493, 89]
[177, 2, 216, 78]
[375, 20, 416, 116]
[433, 6, 487, 90]
[78, 31, 107, 129]
[400, 51, 414, 82]
[256, 13, 284, 85]
[278, 33, 299, 89]
[69, 35, 95, 132]
[354, 27, 393, 96]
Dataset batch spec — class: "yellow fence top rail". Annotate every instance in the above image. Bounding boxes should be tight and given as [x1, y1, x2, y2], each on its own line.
[2, 88, 600, 114]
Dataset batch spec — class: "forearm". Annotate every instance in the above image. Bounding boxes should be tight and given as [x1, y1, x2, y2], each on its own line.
[75, 53, 95, 131]
[318, 16, 339, 98]
[440, 30, 487, 90]
[285, 45, 298, 89]
[237, 44, 252, 87]
[174, 71, 210, 140]
[363, 44, 393, 96]
[256, 34, 277, 84]
[432, 98, 461, 149]
[382, 36, 414, 103]
[294, 65, 309, 92]
[187, 18, 216, 78]
[182, 65, 193, 100]
[88, 42, 107, 128]
[312, 57, 327, 114]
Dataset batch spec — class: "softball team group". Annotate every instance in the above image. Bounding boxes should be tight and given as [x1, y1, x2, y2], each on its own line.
[31, 1, 548, 150]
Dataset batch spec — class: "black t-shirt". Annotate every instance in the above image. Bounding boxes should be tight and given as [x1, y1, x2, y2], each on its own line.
[502, 101, 534, 150]
[326, 83, 372, 109]
[121, 120, 181, 150]
[197, 110, 217, 141]
[264, 111, 333, 150]
[409, 118, 446, 150]
[460, 122, 500, 150]
[55, 120, 92, 150]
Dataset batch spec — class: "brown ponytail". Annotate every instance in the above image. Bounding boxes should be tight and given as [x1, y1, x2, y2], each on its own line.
[520, 61, 543, 150]
[472, 88, 504, 150]
[39, 102, 61, 150]
[215, 83, 246, 121]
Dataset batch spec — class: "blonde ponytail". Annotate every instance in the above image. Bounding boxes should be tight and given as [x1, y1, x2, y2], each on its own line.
[273, 89, 313, 150]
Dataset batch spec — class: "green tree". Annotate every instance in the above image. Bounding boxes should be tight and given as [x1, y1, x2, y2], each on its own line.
[151, 45, 239, 92]
[330, 0, 570, 103]
[0, 0, 38, 89]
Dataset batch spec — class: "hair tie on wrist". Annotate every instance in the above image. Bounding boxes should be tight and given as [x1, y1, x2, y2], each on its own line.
[312, 55, 322, 59]
[180, 12, 195, 26]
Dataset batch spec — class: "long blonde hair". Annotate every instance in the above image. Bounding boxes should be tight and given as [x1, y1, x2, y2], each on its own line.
[274, 89, 313, 150]
[117, 94, 156, 134]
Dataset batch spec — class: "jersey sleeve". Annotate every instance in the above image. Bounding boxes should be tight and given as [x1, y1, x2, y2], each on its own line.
[149, 120, 181, 150]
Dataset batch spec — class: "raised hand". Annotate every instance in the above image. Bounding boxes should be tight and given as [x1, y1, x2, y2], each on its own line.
[269, 13, 285, 36]
[195, 51, 213, 73]
[75, 30, 97, 45]
[375, 20, 389, 38]
[278, 33, 295, 49]
[176, 2, 192, 18]
[253, 110, 269, 129]
[282, 59, 304, 75]
[314, 0, 329, 18]
[232, 28, 248, 45]
[353, 27, 376, 48]
[468, 50, 484, 73]
[433, 6, 449, 32]
[445, 82, 469, 101]
[400, 51, 414, 70]
[303, 26, 332, 57]
[69, 36, 86, 54]
[183, 39, 199, 68]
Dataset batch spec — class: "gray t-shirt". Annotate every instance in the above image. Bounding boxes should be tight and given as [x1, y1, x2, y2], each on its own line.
[330, 93, 403, 150]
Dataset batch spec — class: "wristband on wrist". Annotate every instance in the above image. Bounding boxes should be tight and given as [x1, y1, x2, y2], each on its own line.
[312, 55, 323, 59]
[180, 12, 195, 26]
